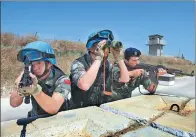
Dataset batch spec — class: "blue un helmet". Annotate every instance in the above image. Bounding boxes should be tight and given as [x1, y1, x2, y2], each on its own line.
[86, 29, 114, 49]
[124, 47, 141, 60]
[17, 41, 56, 65]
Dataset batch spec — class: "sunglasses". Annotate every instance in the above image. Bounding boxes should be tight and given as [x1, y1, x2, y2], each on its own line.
[87, 30, 114, 44]
[17, 49, 55, 62]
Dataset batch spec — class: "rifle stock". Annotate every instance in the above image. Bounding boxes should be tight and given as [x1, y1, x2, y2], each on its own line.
[17, 113, 54, 137]
[17, 114, 53, 126]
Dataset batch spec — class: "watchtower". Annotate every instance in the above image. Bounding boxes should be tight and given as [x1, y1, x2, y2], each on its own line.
[146, 34, 166, 56]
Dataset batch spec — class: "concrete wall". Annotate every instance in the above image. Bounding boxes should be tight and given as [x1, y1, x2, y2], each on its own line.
[1, 96, 195, 137]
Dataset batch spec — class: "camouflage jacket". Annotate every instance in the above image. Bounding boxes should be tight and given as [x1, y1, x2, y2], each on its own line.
[111, 63, 154, 100]
[70, 52, 114, 107]
[30, 65, 72, 116]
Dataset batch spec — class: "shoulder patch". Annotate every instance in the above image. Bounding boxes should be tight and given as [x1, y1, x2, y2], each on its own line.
[72, 63, 78, 70]
[64, 79, 71, 85]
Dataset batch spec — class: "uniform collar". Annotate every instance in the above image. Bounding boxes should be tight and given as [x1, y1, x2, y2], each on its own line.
[39, 67, 54, 85]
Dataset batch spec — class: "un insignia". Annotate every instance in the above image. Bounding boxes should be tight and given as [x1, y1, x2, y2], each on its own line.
[134, 51, 137, 56]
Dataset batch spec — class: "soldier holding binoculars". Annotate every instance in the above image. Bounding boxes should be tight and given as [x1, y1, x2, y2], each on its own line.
[70, 30, 129, 108]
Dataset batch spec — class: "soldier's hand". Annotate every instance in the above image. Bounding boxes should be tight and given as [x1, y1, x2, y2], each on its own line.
[18, 92, 31, 97]
[18, 73, 42, 96]
[15, 71, 24, 88]
[147, 83, 157, 94]
[94, 40, 107, 61]
[14, 71, 28, 97]
[111, 48, 124, 62]
[111, 41, 124, 62]
[132, 69, 144, 78]
[157, 68, 167, 76]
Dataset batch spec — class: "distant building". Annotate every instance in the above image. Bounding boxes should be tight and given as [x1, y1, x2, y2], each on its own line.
[146, 34, 166, 56]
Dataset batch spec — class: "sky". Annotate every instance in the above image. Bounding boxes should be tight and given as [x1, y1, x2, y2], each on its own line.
[1, 1, 195, 62]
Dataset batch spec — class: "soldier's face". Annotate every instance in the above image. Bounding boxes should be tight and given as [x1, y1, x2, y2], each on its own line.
[32, 61, 51, 76]
[103, 47, 110, 57]
[90, 43, 109, 58]
[128, 57, 140, 67]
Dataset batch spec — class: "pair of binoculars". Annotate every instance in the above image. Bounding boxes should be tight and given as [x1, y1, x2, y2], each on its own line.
[104, 40, 123, 49]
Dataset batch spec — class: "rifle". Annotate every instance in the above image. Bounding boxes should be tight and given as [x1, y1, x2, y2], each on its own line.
[126, 63, 159, 85]
[126, 63, 194, 96]
[126, 63, 194, 90]
[18, 55, 33, 104]
[131, 63, 194, 77]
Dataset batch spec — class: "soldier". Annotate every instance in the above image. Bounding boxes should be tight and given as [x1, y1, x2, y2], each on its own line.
[112, 47, 167, 99]
[10, 41, 74, 117]
[70, 29, 129, 108]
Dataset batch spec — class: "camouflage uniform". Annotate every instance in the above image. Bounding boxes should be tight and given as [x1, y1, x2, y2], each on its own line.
[70, 52, 114, 108]
[30, 65, 73, 117]
[112, 63, 154, 100]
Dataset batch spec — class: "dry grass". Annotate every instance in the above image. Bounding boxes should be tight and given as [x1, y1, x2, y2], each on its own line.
[56, 53, 83, 75]
[140, 54, 195, 73]
[51, 40, 85, 52]
[1, 32, 39, 47]
[1, 48, 23, 97]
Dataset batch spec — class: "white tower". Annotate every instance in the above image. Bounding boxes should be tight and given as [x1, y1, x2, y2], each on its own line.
[146, 34, 166, 56]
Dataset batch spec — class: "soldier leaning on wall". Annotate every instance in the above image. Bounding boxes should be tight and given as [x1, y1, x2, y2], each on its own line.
[111, 47, 167, 100]
[69, 29, 129, 108]
[10, 41, 75, 117]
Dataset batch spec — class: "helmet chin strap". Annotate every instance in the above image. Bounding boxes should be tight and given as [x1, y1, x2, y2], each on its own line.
[33, 61, 51, 79]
